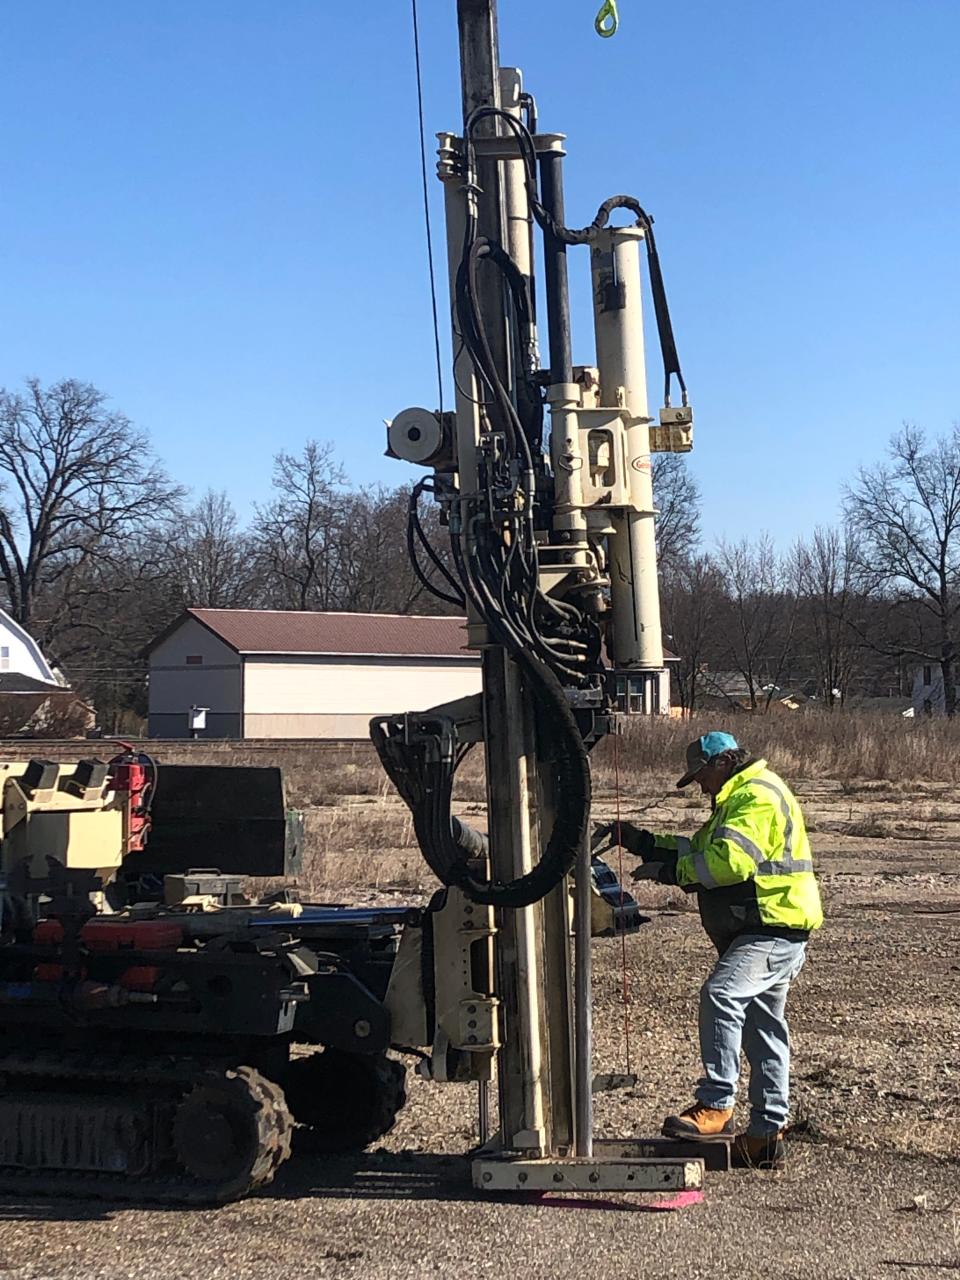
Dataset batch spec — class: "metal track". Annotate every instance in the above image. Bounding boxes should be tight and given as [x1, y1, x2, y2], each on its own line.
[0, 1050, 292, 1204]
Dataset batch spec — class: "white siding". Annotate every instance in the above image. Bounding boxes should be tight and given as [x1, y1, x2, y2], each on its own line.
[0, 610, 56, 683]
[242, 655, 482, 739]
[614, 668, 673, 715]
[148, 618, 243, 736]
[910, 665, 959, 717]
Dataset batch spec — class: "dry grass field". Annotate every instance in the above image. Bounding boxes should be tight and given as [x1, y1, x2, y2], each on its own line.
[0, 715, 958, 1277]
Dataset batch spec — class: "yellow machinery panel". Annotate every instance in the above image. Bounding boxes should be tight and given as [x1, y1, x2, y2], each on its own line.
[0, 760, 126, 883]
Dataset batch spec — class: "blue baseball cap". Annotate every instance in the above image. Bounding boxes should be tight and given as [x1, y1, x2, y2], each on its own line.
[677, 731, 740, 788]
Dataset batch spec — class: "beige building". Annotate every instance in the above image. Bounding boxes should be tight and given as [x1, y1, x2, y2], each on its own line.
[146, 609, 483, 740]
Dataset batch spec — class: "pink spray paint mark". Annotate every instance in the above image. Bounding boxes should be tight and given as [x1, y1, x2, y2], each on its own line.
[529, 1189, 704, 1213]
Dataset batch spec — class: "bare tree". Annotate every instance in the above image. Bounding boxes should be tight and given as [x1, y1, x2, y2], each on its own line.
[845, 424, 960, 714]
[252, 441, 460, 616]
[338, 486, 458, 615]
[0, 378, 182, 638]
[48, 528, 185, 731]
[652, 454, 700, 574]
[713, 535, 801, 711]
[174, 490, 259, 608]
[252, 442, 347, 611]
[661, 553, 724, 712]
[791, 526, 862, 707]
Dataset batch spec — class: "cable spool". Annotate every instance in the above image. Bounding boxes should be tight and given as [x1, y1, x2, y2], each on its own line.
[387, 407, 454, 468]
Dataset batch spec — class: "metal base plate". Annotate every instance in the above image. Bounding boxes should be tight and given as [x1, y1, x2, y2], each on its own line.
[473, 1154, 703, 1193]
[596, 1136, 732, 1173]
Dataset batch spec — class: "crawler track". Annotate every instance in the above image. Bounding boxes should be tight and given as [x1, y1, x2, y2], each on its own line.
[0, 1050, 293, 1204]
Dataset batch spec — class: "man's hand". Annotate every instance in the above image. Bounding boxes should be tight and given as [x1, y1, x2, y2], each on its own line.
[630, 862, 665, 881]
[630, 857, 679, 886]
[592, 821, 656, 858]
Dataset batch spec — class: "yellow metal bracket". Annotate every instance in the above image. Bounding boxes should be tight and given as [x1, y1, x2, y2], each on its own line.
[594, 0, 619, 37]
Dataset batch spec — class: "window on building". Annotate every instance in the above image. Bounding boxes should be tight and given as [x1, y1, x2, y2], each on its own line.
[185, 655, 204, 666]
[923, 665, 932, 686]
[615, 675, 628, 713]
[614, 675, 656, 715]
[0, 646, 8, 671]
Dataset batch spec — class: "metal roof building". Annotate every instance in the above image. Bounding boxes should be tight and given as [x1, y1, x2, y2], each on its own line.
[145, 608, 482, 740]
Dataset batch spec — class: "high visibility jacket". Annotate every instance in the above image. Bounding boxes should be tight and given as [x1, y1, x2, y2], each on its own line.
[654, 759, 823, 954]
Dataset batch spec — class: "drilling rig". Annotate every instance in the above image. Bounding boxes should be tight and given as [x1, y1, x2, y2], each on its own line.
[374, 0, 704, 1192]
[0, 1, 711, 1205]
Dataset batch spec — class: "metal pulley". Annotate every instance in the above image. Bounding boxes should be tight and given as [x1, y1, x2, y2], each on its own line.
[386, 407, 455, 469]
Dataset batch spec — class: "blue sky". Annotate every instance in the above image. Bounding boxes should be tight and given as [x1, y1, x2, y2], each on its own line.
[1, 0, 957, 547]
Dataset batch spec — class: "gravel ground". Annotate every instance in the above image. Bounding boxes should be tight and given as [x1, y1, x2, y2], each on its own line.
[1, 785, 958, 1279]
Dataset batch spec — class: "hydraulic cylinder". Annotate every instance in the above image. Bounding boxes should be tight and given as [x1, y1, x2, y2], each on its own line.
[590, 227, 664, 675]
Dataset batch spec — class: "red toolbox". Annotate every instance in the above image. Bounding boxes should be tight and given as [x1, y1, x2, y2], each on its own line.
[80, 921, 183, 951]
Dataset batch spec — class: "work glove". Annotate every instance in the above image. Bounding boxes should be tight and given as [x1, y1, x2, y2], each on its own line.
[630, 853, 679, 886]
[592, 821, 657, 859]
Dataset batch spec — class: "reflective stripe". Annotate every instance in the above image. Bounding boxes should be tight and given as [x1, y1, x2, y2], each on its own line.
[714, 824, 764, 866]
[748, 778, 794, 852]
[757, 857, 814, 876]
[744, 776, 811, 875]
[676, 836, 692, 854]
[693, 850, 718, 888]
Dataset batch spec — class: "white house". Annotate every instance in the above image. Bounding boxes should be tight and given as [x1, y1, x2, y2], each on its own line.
[146, 609, 484, 739]
[910, 663, 959, 716]
[613, 660, 677, 715]
[0, 608, 92, 736]
[0, 608, 60, 686]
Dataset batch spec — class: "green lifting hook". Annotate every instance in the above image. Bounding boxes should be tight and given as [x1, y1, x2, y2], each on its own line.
[594, 0, 619, 37]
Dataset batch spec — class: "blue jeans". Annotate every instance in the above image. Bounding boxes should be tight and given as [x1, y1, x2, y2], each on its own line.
[695, 934, 807, 1135]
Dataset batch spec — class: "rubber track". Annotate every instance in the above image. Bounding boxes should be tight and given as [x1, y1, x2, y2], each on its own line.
[370, 1056, 408, 1146]
[0, 1050, 293, 1205]
[290, 1052, 407, 1154]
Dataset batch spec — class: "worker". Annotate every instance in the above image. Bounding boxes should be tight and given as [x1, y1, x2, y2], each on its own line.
[595, 731, 823, 1169]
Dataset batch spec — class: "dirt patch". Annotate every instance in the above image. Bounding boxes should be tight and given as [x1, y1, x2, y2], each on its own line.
[2, 762, 959, 1278]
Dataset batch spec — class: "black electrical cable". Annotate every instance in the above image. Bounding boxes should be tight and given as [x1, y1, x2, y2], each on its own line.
[456, 243, 532, 470]
[519, 91, 538, 134]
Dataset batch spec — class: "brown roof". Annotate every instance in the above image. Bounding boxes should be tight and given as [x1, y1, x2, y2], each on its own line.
[168, 609, 478, 660]
[149, 608, 680, 667]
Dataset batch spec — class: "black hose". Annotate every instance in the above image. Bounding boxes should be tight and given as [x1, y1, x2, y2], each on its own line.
[375, 103, 662, 908]
[370, 651, 590, 910]
[406, 480, 465, 609]
[464, 107, 688, 405]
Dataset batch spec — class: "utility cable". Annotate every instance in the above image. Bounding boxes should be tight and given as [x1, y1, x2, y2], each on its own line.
[411, 0, 444, 419]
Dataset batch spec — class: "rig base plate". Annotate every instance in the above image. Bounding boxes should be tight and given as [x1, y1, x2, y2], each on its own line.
[472, 1153, 703, 1193]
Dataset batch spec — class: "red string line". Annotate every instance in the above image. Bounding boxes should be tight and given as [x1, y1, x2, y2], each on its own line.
[613, 732, 632, 1076]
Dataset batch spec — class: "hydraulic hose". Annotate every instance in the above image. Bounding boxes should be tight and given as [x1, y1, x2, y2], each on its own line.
[370, 651, 590, 911]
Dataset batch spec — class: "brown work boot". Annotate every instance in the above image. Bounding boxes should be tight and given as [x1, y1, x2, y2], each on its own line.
[732, 1131, 785, 1170]
[662, 1102, 735, 1140]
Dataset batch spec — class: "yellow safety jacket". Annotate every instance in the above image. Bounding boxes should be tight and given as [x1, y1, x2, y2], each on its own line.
[654, 759, 823, 953]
